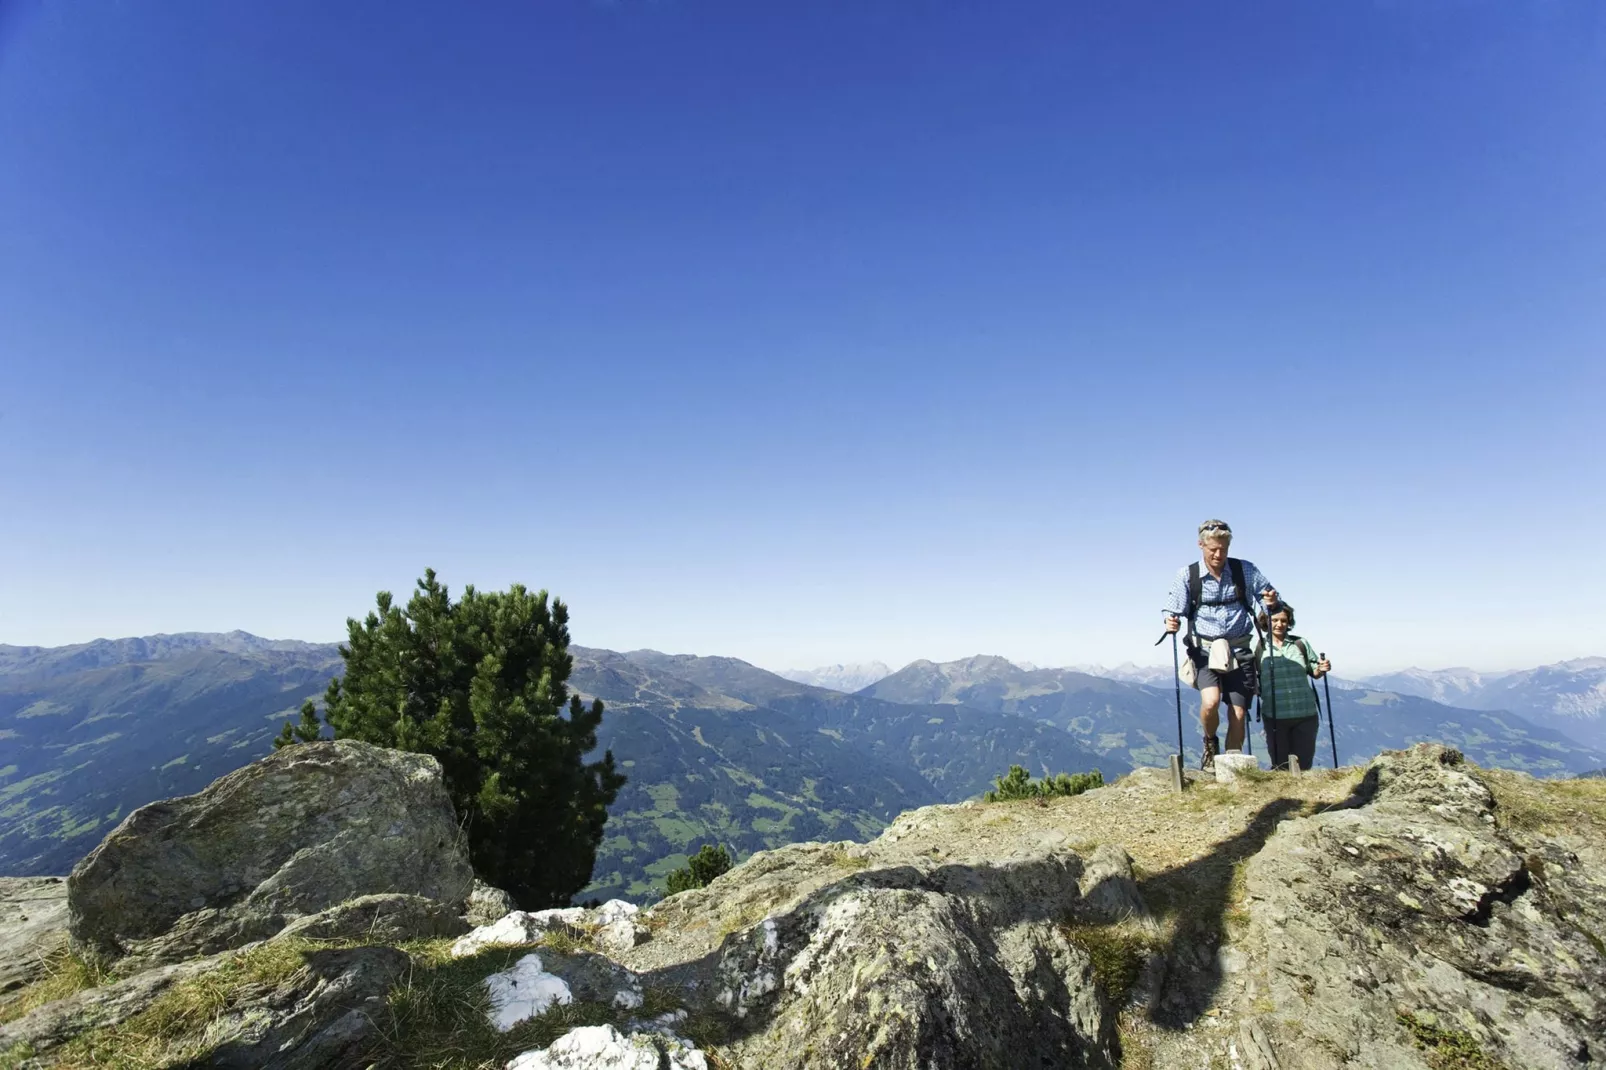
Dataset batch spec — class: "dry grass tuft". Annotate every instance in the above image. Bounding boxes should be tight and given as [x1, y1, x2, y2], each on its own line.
[43, 939, 319, 1069]
[1480, 768, 1606, 838]
[0, 948, 107, 1027]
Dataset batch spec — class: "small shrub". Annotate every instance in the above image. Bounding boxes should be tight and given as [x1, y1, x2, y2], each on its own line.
[984, 765, 1103, 802]
[666, 844, 733, 895]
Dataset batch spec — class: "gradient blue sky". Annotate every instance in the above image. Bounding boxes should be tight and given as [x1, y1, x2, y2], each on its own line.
[2, 1, 1602, 675]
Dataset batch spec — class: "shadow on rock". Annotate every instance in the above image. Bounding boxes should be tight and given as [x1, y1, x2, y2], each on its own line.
[1134, 797, 1309, 1028]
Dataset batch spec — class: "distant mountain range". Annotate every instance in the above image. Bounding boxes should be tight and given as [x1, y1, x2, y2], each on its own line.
[857, 655, 1604, 784]
[1350, 659, 1606, 749]
[3, 633, 1603, 902]
[777, 661, 893, 693]
[965, 656, 1606, 750]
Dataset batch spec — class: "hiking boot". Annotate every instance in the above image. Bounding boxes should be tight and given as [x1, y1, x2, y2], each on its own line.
[1201, 735, 1220, 771]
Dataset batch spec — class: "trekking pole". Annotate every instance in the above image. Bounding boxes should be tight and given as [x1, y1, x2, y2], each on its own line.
[1321, 653, 1338, 768]
[1154, 624, 1186, 761]
[1256, 611, 1277, 767]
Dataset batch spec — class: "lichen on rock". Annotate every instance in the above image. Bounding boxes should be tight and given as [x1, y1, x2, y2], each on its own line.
[65, 739, 474, 970]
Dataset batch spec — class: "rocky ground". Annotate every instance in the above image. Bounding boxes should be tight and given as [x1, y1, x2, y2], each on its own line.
[0, 740, 1601, 1068]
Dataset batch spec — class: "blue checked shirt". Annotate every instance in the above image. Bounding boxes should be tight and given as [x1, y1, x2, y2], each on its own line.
[1162, 559, 1275, 642]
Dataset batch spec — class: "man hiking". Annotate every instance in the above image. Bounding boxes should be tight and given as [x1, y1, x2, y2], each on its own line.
[1162, 519, 1279, 769]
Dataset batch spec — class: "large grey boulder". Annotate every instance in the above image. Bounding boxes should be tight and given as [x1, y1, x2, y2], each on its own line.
[1238, 744, 1606, 1069]
[0, 877, 69, 1002]
[67, 739, 474, 968]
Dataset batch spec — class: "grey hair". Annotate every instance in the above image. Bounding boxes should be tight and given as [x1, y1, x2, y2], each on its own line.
[1197, 518, 1233, 544]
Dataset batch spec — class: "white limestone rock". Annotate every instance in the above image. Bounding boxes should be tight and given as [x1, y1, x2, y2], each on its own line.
[1214, 752, 1260, 783]
[452, 907, 591, 958]
[505, 1023, 707, 1070]
[484, 952, 572, 1032]
[593, 899, 649, 954]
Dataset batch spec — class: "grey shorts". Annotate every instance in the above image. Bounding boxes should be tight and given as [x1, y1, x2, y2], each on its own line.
[1189, 645, 1254, 709]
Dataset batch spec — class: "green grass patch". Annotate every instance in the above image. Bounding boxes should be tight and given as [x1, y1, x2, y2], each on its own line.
[0, 771, 64, 804]
[826, 847, 870, 870]
[1397, 1010, 1508, 1070]
[1060, 925, 1158, 1007]
[644, 783, 680, 812]
[365, 942, 717, 1070]
[62, 733, 124, 757]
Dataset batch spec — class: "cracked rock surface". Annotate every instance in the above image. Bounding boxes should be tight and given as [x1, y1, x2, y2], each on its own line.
[1236, 744, 1605, 1069]
[0, 879, 68, 1002]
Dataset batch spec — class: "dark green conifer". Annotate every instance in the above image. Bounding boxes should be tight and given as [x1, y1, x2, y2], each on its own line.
[983, 764, 1102, 802]
[665, 843, 733, 895]
[273, 700, 324, 749]
[320, 569, 625, 908]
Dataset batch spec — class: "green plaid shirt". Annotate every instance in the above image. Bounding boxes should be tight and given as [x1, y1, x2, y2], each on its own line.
[1258, 635, 1321, 721]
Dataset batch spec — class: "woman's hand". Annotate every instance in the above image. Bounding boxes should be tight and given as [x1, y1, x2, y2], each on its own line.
[1314, 657, 1331, 678]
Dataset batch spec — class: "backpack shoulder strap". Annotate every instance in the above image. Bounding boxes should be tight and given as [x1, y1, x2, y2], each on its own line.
[1228, 558, 1253, 613]
[1186, 562, 1202, 620]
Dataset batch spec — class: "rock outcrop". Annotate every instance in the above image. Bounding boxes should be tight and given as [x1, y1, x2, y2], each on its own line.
[0, 942, 408, 1068]
[0, 879, 68, 1001]
[4, 741, 1602, 1069]
[1239, 744, 1604, 1069]
[66, 739, 474, 968]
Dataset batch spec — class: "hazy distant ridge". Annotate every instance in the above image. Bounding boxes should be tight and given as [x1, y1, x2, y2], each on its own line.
[777, 661, 894, 693]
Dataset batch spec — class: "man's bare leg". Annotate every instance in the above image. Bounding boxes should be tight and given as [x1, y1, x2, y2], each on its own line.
[1224, 704, 1248, 752]
[1198, 685, 1222, 740]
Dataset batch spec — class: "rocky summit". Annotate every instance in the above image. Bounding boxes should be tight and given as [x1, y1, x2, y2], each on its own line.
[1, 741, 1602, 1069]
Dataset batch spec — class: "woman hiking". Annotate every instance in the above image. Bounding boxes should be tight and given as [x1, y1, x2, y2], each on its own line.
[1255, 602, 1332, 772]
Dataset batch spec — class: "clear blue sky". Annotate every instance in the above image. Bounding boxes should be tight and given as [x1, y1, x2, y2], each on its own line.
[2, 1, 1602, 675]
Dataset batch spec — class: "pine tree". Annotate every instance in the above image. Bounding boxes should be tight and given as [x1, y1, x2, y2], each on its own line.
[983, 764, 1102, 802]
[665, 844, 733, 895]
[273, 700, 325, 749]
[321, 569, 625, 907]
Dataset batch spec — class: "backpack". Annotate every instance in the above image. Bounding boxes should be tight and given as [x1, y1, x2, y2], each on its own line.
[1184, 558, 1254, 647]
